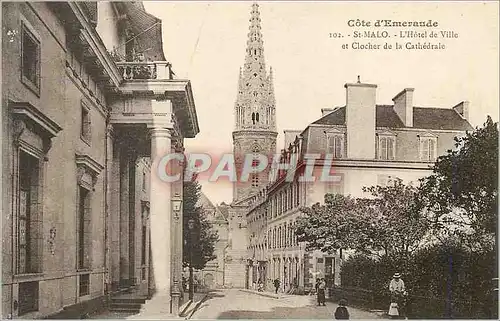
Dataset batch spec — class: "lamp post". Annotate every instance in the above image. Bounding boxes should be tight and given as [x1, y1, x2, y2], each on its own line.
[187, 218, 195, 301]
[171, 196, 183, 315]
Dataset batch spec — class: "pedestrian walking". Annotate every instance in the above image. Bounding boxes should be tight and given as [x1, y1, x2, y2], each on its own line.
[257, 279, 264, 292]
[315, 279, 321, 305]
[317, 278, 327, 306]
[274, 278, 281, 294]
[334, 298, 350, 320]
[388, 273, 407, 319]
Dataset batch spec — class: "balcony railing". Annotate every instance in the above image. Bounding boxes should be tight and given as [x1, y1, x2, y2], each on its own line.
[116, 61, 174, 80]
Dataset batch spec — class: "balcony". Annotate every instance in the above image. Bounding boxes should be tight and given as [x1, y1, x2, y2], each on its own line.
[109, 60, 199, 140]
[116, 61, 174, 80]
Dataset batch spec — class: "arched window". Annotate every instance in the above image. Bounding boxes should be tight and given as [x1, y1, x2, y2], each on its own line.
[273, 227, 277, 249]
[278, 226, 282, 248]
[252, 112, 255, 125]
[284, 222, 288, 247]
[256, 113, 259, 123]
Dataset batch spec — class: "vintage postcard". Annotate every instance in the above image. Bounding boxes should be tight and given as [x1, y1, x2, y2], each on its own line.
[1, 1, 498, 319]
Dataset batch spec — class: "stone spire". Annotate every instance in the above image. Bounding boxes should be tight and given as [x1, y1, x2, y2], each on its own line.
[243, 3, 266, 75]
[268, 66, 276, 106]
[234, 2, 276, 131]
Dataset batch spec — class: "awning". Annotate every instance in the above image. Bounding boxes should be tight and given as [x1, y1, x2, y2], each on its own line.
[116, 2, 166, 61]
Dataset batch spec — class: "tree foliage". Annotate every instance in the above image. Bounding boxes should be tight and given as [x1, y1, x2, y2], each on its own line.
[418, 116, 498, 250]
[340, 243, 497, 318]
[183, 180, 219, 270]
[295, 180, 429, 259]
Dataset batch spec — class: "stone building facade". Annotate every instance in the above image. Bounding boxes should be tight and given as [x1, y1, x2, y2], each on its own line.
[2, 2, 199, 318]
[246, 80, 473, 293]
[194, 193, 229, 290]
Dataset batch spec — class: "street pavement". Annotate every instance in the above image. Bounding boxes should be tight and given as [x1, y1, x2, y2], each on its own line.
[191, 289, 383, 319]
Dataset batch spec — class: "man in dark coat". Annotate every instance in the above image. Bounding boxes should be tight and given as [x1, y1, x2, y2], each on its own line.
[274, 278, 281, 294]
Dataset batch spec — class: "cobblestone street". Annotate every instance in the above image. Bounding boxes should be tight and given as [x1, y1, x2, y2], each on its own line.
[191, 289, 383, 319]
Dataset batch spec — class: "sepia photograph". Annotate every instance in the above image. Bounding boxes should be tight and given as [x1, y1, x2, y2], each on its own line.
[1, 1, 498, 319]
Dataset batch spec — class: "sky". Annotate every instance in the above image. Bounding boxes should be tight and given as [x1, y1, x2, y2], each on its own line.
[143, 1, 499, 205]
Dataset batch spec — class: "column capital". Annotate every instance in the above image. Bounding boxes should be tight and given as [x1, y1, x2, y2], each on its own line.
[148, 127, 173, 139]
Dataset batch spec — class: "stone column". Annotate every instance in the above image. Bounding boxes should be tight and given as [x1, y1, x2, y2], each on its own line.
[110, 141, 121, 291]
[119, 150, 131, 287]
[144, 127, 173, 316]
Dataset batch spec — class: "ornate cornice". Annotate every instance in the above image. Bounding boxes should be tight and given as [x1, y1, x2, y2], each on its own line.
[76, 153, 104, 188]
[116, 79, 199, 138]
[67, 2, 122, 88]
[10, 101, 62, 138]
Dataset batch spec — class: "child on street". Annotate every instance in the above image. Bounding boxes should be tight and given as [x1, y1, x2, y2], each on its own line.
[334, 299, 350, 320]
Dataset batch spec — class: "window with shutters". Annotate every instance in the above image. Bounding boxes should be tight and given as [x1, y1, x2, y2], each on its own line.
[17, 151, 42, 275]
[77, 186, 92, 270]
[419, 136, 437, 161]
[327, 134, 344, 159]
[378, 135, 396, 160]
[81, 102, 91, 144]
[21, 19, 41, 95]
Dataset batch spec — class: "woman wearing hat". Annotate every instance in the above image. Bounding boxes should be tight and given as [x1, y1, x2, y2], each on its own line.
[388, 273, 407, 319]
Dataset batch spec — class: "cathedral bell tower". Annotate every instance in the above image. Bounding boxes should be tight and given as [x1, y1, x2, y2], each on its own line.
[232, 3, 278, 202]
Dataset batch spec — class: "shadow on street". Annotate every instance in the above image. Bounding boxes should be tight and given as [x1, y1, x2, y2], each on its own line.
[217, 304, 334, 319]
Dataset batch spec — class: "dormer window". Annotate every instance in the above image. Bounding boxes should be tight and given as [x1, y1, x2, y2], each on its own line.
[377, 132, 396, 160]
[326, 132, 344, 159]
[419, 135, 437, 161]
[379, 137, 395, 160]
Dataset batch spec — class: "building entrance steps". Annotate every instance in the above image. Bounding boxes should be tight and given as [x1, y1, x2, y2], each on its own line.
[126, 294, 184, 320]
[109, 286, 149, 314]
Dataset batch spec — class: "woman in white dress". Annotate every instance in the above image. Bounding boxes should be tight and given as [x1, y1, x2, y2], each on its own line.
[388, 273, 407, 319]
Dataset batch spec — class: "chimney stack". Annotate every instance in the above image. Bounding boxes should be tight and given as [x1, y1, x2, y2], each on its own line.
[321, 108, 334, 117]
[453, 101, 470, 121]
[345, 81, 377, 159]
[393, 88, 414, 127]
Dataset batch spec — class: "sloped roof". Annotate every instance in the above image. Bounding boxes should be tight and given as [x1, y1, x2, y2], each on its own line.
[114, 2, 166, 61]
[216, 204, 230, 220]
[413, 107, 474, 130]
[213, 207, 229, 223]
[312, 105, 473, 131]
[196, 192, 216, 210]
